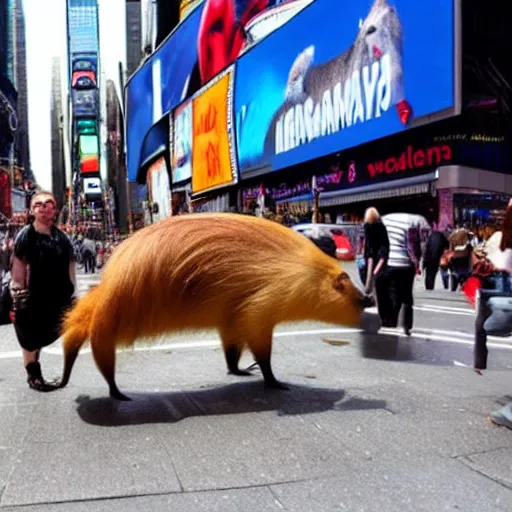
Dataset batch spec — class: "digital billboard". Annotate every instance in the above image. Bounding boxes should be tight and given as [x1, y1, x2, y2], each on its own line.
[72, 71, 96, 88]
[76, 119, 97, 135]
[80, 154, 99, 173]
[234, 0, 459, 178]
[83, 177, 102, 197]
[72, 54, 97, 73]
[191, 66, 238, 195]
[79, 135, 98, 155]
[72, 89, 98, 117]
[197, 0, 309, 84]
[125, 3, 204, 182]
[147, 156, 171, 221]
[125, 0, 311, 183]
[171, 99, 193, 184]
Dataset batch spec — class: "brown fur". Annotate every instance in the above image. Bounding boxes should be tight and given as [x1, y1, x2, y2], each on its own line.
[58, 213, 366, 399]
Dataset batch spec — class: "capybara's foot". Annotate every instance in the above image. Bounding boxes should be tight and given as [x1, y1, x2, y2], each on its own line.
[264, 379, 290, 391]
[109, 387, 131, 401]
[257, 358, 288, 390]
[228, 368, 253, 377]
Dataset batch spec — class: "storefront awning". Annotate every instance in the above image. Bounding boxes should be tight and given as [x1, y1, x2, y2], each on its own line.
[276, 193, 312, 204]
[319, 172, 438, 208]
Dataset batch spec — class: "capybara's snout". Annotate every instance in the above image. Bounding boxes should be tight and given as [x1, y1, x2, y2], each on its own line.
[360, 294, 376, 309]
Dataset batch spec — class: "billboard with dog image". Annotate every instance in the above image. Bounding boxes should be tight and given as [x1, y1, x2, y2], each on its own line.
[234, 0, 459, 178]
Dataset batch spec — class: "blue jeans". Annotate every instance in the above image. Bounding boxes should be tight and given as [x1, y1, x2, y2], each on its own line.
[483, 271, 512, 293]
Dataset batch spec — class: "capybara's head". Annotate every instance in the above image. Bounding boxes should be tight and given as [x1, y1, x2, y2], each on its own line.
[309, 269, 370, 328]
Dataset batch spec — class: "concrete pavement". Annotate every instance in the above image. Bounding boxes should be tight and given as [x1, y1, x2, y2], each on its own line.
[0, 268, 511, 511]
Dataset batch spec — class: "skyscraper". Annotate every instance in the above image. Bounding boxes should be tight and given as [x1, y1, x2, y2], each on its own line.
[13, 0, 32, 181]
[51, 57, 66, 208]
[67, 0, 102, 218]
[0, 0, 17, 218]
[67, 0, 100, 63]
[126, 0, 142, 78]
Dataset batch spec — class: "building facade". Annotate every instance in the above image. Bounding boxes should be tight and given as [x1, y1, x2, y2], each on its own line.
[66, 0, 103, 225]
[51, 57, 66, 209]
[13, 0, 32, 182]
[0, 0, 17, 218]
[126, 0, 142, 78]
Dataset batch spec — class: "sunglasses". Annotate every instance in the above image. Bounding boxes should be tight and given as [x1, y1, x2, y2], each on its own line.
[33, 199, 56, 209]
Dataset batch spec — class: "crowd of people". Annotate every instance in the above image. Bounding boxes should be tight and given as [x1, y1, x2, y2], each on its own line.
[358, 202, 512, 429]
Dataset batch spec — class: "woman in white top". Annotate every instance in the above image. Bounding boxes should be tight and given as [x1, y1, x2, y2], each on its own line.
[483, 203, 512, 292]
[485, 231, 512, 274]
[475, 201, 512, 429]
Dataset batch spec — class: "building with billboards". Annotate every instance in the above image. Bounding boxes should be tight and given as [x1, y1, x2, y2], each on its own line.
[13, 0, 32, 182]
[0, 0, 17, 218]
[125, 0, 511, 233]
[66, 0, 103, 226]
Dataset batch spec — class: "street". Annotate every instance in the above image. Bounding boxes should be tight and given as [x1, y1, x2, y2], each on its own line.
[0, 265, 511, 511]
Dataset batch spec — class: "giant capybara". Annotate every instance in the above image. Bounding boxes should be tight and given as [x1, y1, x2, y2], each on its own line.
[58, 213, 372, 400]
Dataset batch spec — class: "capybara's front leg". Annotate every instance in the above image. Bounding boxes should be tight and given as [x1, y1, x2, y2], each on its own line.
[248, 330, 289, 390]
[91, 337, 131, 401]
[219, 327, 252, 376]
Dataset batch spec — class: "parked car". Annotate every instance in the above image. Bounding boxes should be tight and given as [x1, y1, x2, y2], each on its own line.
[292, 223, 361, 261]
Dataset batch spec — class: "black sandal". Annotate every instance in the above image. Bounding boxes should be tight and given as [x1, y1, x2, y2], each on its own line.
[26, 362, 59, 392]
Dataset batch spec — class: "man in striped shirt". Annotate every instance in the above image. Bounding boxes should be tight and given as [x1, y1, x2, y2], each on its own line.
[381, 213, 429, 334]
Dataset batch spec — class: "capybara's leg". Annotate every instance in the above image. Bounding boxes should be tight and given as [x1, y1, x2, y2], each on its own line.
[247, 330, 289, 390]
[58, 347, 80, 389]
[91, 337, 130, 401]
[219, 328, 251, 376]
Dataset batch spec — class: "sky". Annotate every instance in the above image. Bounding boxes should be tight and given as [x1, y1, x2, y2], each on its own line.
[23, 0, 127, 191]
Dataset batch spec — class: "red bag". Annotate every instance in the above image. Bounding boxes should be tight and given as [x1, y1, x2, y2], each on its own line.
[462, 276, 482, 308]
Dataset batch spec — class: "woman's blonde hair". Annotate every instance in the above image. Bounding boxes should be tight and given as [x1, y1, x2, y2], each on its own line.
[364, 207, 380, 224]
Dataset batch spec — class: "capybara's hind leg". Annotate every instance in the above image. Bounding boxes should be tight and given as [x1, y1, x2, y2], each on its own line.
[247, 330, 289, 390]
[219, 328, 251, 376]
[91, 337, 130, 401]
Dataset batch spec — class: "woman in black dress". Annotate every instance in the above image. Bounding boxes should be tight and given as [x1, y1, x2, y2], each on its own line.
[10, 192, 76, 391]
[363, 207, 390, 323]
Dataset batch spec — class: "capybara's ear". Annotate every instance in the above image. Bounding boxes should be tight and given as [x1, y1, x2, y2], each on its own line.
[332, 271, 350, 292]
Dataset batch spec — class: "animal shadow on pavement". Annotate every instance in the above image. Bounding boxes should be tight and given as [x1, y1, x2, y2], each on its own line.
[75, 381, 387, 427]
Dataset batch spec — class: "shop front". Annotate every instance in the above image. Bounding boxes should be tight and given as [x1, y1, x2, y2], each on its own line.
[239, 117, 511, 233]
[436, 165, 512, 233]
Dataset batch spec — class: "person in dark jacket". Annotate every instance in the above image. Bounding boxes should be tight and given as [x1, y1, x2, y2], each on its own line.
[422, 223, 449, 290]
[363, 207, 390, 323]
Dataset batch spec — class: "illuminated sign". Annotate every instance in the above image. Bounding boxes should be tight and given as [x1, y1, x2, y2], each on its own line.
[171, 99, 193, 184]
[80, 154, 99, 174]
[191, 66, 238, 195]
[83, 177, 102, 196]
[76, 119, 97, 135]
[79, 135, 98, 155]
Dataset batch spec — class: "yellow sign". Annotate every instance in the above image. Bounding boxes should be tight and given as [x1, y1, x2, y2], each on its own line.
[192, 69, 236, 195]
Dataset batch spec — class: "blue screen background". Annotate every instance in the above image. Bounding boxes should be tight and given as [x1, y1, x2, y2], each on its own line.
[125, 4, 204, 181]
[234, 0, 455, 176]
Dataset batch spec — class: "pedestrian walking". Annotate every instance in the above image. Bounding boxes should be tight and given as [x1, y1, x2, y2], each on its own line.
[82, 235, 96, 274]
[469, 200, 512, 429]
[422, 222, 449, 290]
[448, 226, 472, 291]
[381, 213, 428, 334]
[9, 192, 76, 391]
[362, 207, 390, 322]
